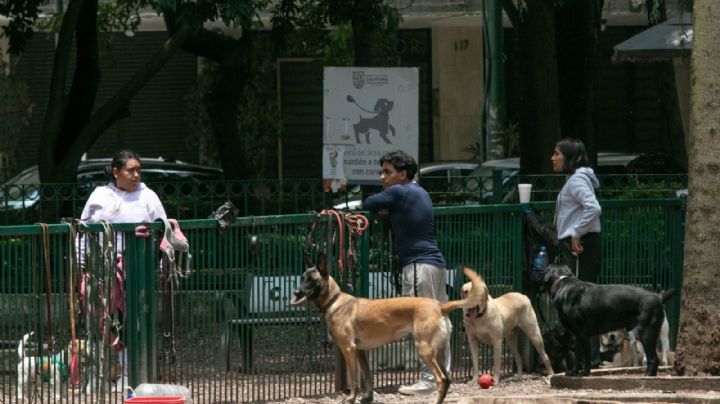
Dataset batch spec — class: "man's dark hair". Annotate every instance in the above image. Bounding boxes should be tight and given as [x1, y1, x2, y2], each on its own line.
[380, 150, 418, 180]
[104, 150, 141, 183]
[555, 138, 590, 173]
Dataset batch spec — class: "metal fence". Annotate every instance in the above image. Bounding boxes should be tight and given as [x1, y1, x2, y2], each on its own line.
[0, 200, 685, 403]
[0, 174, 687, 225]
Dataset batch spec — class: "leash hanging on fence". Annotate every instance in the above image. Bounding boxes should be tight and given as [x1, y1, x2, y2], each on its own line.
[79, 219, 121, 397]
[38, 223, 55, 354]
[342, 212, 369, 289]
[306, 210, 369, 291]
[63, 220, 81, 385]
[155, 218, 191, 378]
[99, 220, 123, 348]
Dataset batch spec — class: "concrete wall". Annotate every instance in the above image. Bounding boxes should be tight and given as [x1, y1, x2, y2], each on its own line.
[431, 16, 484, 161]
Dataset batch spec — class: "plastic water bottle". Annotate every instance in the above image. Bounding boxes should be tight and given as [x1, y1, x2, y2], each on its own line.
[133, 384, 193, 404]
[533, 245, 549, 272]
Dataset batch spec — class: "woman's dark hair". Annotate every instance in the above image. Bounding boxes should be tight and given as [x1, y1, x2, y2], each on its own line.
[104, 150, 141, 183]
[555, 138, 590, 173]
[380, 150, 418, 180]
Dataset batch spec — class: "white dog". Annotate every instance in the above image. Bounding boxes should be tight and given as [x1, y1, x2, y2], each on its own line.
[461, 282, 554, 382]
[599, 328, 634, 368]
[628, 312, 672, 367]
[17, 332, 84, 400]
[599, 312, 673, 368]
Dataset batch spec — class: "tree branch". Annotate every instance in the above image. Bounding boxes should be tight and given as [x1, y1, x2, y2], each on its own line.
[71, 26, 196, 158]
[163, 11, 238, 63]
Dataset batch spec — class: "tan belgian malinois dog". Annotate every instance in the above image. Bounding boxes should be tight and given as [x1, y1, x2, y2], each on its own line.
[290, 253, 486, 404]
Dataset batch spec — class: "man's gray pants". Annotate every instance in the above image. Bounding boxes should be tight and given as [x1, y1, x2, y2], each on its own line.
[401, 262, 451, 382]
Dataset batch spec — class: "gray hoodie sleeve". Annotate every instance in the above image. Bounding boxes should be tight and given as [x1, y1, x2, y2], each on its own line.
[566, 172, 601, 238]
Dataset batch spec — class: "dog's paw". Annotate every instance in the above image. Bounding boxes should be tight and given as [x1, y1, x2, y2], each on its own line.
[566, 368, 590, 377]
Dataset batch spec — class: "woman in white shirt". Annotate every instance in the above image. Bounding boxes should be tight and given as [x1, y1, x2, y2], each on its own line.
[80, 150, 167, 392]
[81, 150, 167, 224]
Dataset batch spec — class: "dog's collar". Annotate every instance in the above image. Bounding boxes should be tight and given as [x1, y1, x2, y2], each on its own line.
[316, 292, 341, 313]
[550, 275, 569, 297]
[465, 305, 486, 319]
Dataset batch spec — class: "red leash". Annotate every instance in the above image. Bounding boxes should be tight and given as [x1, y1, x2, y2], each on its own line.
[317, 210, 369, 275]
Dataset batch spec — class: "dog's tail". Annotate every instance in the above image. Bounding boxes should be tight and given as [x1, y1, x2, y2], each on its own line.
[660, 288, 676, 303]
[17, 332, 33, 361]
[440, 268, 486, 315]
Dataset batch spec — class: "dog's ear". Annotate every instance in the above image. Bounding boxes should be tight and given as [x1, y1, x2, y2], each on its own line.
[558, 264, 574, 277]
[373, 99, 383, 112]
[317, 252, 330, 278]
[303, 252, 315, 270]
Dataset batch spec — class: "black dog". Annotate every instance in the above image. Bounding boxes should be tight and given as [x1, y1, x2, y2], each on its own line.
[351, 98, 396, 144]
[543, 263, 674, 376]
[542, 324, 576, 373]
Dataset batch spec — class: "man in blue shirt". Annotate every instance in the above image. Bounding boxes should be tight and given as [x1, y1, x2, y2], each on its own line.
[363, 150, 449, 396]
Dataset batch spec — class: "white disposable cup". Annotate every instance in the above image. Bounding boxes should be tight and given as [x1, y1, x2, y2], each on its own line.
[518, 183, 532, 203]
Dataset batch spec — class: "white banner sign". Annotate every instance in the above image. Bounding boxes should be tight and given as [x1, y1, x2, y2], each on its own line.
[323, 67, 419, 185]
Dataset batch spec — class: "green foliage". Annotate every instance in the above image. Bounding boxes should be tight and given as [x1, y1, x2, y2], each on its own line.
[270, 0, 400, 66]
[151, 0, 268, 29]
[462, 121, 520, 160]
[611, 180, 685, 200]
[1, 0, 268, 54]
[323, 23, 354, 66]
[0, 0, 44, 53]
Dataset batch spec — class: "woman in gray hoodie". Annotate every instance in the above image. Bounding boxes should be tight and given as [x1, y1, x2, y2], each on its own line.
[551, 138, 603, 368]
[551, 138, 602, 282]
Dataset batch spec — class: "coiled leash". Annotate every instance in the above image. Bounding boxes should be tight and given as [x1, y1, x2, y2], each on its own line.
[154, 218, 191, 377]
[63, 220, 81, 385]
[309, 210, 369, 290]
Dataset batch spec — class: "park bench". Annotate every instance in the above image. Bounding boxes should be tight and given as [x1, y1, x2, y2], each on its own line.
[218, 273, 322, 372]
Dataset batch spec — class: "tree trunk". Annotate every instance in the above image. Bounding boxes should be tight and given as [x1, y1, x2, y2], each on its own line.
[555, 0, 603, 163]
[674, 1, 720, 376]
[351, 12, 372, 66]
[205, 63, 250, 180]
[36, 0, 190, 221]
[517, 0, 561, 174]
[165, 13, 254, 181]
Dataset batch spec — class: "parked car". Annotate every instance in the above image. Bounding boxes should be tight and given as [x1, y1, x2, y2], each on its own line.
[465, 152, 641, 202]
[0, 157, 223, 211]
[332, 161, 479, 210]
[335, 152, 645, 209]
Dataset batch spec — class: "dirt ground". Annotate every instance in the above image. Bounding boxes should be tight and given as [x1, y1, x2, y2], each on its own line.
[271, 374, 628, 403]
[272, 371, 720, 404]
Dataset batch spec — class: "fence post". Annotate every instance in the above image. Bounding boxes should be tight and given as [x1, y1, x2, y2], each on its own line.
[124, 224, 159, 386]
[492, 168, 503, 204]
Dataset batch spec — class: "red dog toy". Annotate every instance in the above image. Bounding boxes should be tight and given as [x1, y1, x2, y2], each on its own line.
[478, 374, 494, 389]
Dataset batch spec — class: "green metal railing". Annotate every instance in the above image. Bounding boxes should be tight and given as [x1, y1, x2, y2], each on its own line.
[0, 174, 687, 225]
[0, 200, 685, 403]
